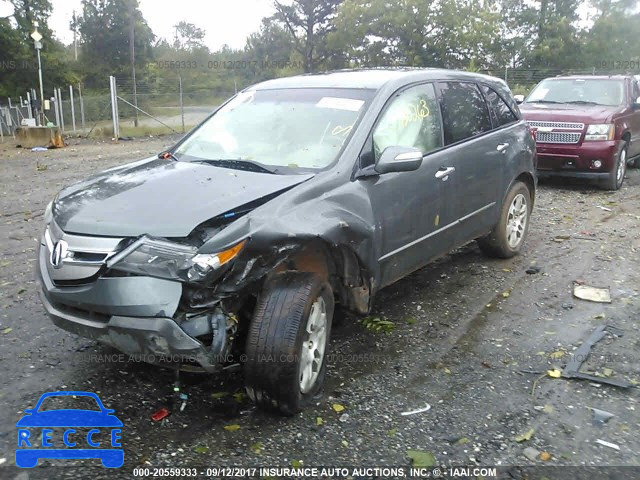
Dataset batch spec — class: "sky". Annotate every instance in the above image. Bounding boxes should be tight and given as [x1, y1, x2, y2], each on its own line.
[44, 0, 276, 51]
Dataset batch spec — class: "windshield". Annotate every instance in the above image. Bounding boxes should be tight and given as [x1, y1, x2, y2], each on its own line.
[174, 88, 374, 172]
[526, 78, 624, 106]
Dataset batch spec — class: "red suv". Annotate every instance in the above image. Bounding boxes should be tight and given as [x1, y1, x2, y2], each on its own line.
[518, 75, 640, 190]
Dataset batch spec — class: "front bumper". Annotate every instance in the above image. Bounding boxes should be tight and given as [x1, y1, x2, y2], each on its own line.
[535, 140, 619, 179]
[37, 241, 225, 372]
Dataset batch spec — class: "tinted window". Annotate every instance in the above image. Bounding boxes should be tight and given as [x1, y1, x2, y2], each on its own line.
[372, 83, 443, 161]
[481, 85, 518, 127]
[437, 82, 492, 145]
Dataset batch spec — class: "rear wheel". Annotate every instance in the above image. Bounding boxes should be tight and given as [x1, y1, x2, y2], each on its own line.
[244, 271, 334, 415]
[478, 181, 532, 258]
[601, 142, 627, 190]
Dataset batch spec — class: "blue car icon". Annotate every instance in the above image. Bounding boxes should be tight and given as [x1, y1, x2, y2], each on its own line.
[16, 391, 124, 468]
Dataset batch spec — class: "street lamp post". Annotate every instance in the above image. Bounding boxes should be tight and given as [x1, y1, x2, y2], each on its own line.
[31, 22, 45, 126]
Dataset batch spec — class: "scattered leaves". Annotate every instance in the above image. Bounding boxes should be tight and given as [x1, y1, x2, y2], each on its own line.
[361, 316, 395, 333]
[211, 392, 229, 399]
[223, 424, 241, 432]
[332, 403, 345, 413]
[291, 460, 303, 468]
[233, 392, 245, 404]
[515, 428, 535, 443]
[406, 449, 436, 467]
[315, 417, 324, 426]
[193, 446, 209, 454]
[341, 440, 349, 448]
[539, 452, 552, 461]
[387, 428, 397, 437]
[603, 368, 614, 378]
[549, 351, 564, 360]
[456, 437, 470, 445]
[250, 442, 263, 455]
[547, 369, 562, 378]
[502, 290, 511, 298]
[405, 316, 418, 325]
[443, 367, 452, 375]
[543, 405, 554, 414]
[2, 327, 12, 335]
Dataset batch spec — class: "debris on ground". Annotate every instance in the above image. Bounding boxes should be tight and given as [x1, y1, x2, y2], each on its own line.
[526, 266, 542, 274]
[547, 369, 562, 378]
[595, 439, 620, 451]
[523, 446, 541, 461]
[151, 407, 170, 422]
[31, 147, 48, 152]
[179, 393, 188, 412]
[573, 284, 612, 303]
[223, 424, 241, 431]
[591, 408, 615, 426]
[401, 404, 431, 416]
[562, 325, 631, 388]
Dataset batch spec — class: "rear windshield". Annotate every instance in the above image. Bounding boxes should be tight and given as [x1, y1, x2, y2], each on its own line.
[526, 78, 625, 106]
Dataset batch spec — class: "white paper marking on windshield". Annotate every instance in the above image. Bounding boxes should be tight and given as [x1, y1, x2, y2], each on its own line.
[317, 97, 365, 112]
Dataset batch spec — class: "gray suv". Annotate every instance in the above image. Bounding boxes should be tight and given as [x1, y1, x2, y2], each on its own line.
[37, 69, 537, 414]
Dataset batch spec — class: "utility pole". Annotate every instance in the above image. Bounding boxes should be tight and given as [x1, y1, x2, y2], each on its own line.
[72, 10, 78, 61]
[30, 22, 45, 126]
[129, 0, 139, 127]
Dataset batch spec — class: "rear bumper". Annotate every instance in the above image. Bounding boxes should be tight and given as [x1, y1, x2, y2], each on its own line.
[536, 140, 620, 178]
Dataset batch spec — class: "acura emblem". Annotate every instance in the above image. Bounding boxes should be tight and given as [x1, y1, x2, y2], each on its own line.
[50, 240, 69, 269]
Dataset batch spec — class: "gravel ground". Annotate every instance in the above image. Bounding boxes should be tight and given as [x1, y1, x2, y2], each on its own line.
[0, 136, 639, 479]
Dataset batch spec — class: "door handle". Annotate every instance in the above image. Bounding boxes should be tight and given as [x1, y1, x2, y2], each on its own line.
[435, 166, 456, 179]
[497, 143, 510, 152]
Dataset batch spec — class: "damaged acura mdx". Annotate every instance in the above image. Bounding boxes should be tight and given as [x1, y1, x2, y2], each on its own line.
[37, 69, 536, 414]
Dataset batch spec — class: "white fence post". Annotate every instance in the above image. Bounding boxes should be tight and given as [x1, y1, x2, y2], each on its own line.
[109, 76, 120, 140]
[69, 85, 76, 133]
[57, 88, 65, 132]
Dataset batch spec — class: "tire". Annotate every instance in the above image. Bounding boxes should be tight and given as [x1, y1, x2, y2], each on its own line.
[601, 142, 627, 190]
[478, 181, 532, 258]
[244, 271, 334, 415]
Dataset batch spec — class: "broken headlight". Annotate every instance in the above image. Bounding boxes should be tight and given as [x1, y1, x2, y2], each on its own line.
[107, 236, 246, 282]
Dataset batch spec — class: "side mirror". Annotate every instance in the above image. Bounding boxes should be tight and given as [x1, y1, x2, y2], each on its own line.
[513, 94, 525, 104]
[375, 146, 423, 174]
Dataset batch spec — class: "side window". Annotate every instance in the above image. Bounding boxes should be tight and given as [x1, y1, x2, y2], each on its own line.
[437, 82, 492, 145]
[634, 80, 640, 101]
[372, 83, 443, 161]
[481, 85, 518, 128]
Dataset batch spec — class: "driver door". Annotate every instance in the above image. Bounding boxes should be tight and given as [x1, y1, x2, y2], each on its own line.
[359, 83, 457, 286]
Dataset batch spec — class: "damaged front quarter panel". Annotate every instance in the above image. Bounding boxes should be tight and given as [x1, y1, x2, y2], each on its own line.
[196, 172, 379, 315]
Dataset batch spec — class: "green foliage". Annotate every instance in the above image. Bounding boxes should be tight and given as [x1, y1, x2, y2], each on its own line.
[76, 0, 155, 88]
[361, 316, 395, 334]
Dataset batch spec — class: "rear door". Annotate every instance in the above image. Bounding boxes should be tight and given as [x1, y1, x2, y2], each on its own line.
[434, 81, 504, 244]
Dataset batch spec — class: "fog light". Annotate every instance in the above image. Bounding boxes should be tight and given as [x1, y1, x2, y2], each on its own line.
[592, 160, 603, 169]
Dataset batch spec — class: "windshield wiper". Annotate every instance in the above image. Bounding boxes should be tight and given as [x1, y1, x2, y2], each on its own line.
[564, 100, 601, 105]
[192, 158, 279, 174]
[525, 100, 564, 104]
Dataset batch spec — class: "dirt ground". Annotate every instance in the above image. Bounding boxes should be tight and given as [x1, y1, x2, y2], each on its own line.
[0, 136, 639, 479]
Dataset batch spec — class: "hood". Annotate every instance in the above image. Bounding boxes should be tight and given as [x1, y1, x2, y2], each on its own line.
[519, 103, 621, 124]
[53, 158, 314, 237]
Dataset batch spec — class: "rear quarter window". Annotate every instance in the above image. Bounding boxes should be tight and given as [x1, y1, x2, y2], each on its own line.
[481, 85, 518, 128]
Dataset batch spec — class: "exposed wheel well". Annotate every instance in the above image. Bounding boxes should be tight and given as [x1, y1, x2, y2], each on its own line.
[271, 241, 370, 314]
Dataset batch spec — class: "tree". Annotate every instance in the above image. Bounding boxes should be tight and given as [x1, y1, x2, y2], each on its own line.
[332, 0, 502, 69]
[273, 0, 343, 73]
[173, 21, 206, 51]
[76, 0, 155, 87]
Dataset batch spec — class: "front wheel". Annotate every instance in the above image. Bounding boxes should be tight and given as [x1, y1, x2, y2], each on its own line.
[478, 181, 532, 258]
[244, 271, 334, 415]
[601, 142, 627, 190]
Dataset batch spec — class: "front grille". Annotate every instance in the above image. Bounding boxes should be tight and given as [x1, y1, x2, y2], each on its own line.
[527, 120, 584, 130]
[536, 132, 581, 144]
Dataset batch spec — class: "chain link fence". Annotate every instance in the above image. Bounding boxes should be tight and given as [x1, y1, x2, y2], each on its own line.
[4, 66, 639, 141]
